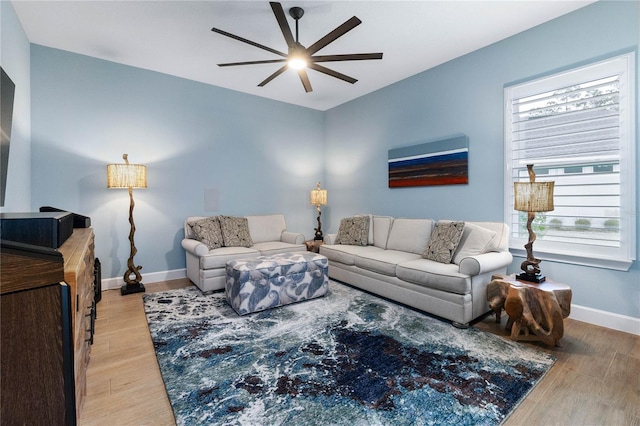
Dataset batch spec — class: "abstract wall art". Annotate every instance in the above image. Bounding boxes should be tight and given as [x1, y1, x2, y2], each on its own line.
[388, 135, 468, 187]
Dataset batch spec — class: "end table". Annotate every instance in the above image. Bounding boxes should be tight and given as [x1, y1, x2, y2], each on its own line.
[305, 240, 323, 253]
[487, 273, 572, 346]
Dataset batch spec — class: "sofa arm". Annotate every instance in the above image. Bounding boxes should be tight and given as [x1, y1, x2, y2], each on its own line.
[181, 238, 209, 256]
[281, 231, 305, 245]
[324, 233, 337, 245]
[458, 251, 513, 276]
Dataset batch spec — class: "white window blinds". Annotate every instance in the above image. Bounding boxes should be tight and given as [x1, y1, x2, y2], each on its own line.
[504, 53, 636, 271]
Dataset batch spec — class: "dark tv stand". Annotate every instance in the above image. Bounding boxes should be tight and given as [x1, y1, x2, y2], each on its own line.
[0, 240, 76, 425]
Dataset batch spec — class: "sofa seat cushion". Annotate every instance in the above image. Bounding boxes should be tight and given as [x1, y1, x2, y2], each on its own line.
[201, 267, 227, 280]
[396, 259, 471, 295]
[252, 241, 305, 256]
[354, 250, 421, 276]
[320, 244, 381, 266]
[201, 247, 260, 269]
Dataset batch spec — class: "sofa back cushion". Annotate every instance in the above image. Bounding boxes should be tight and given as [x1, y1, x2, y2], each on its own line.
[245, 214, 286, 243]
[452, 222, 507, 264]
[386, 218, 433, 254]
[373, 216, 394, 249]
[476, 222, 509, 251]
[355, 214, 394, 248]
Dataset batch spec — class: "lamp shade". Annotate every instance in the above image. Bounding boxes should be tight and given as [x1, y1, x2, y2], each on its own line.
[310, 189, 327, 206]
[514, 181, 554, 212]
[310, 182, 327, 206]
[107, 162, 147, 189]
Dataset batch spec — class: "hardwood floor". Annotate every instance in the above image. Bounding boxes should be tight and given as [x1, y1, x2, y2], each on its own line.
[80, 279, 640, 425]
[80, 280, 185, 426]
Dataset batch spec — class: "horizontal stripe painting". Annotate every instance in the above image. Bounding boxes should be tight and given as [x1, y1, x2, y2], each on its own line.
[389, 136, 469, 187]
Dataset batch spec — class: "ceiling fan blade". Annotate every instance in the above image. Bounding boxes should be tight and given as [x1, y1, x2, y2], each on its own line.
[270, 2, 295, 48]
[311, 53, 383, 62]
[298, 69, 313, 93]
[305, 16, 362, 55]
[257, 65, 288, 87]
[219, 59, 286, 67]
[308, 63, 357, 84]
[211, 27, 287, 58]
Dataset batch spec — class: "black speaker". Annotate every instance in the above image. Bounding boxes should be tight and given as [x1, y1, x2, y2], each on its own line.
[40, 206, 91, 228]
[0, 212, 74, 248]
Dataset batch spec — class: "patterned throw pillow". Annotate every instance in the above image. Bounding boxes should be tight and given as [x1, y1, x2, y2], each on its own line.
[336, 216, 370, 246]
[423, 221, 465, 263]
[188, 216, 224, 250]
[219, 216, 253, 248]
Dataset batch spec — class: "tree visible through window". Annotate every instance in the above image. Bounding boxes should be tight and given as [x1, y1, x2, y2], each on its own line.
[504, 53, 636, 270]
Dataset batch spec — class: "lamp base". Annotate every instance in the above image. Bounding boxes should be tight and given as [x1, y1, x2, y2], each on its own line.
[121, 282, 145, 295]
[516, 272, 546, 283]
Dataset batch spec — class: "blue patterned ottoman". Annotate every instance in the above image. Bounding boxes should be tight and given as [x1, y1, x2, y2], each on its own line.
[225, 252, 329, 315]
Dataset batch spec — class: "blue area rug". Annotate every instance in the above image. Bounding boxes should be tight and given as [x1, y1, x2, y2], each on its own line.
[143, 282, 555, 425]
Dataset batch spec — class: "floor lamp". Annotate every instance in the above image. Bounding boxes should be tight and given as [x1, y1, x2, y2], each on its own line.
[310, 182, 327, 241]
[107, 154, 147, 295]
[514, 164, 554, 283]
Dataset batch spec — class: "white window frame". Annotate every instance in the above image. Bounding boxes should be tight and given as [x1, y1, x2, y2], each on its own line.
[504, 52, 636, 271]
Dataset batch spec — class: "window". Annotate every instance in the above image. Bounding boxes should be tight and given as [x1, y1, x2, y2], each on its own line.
[504, 53, 636, 271]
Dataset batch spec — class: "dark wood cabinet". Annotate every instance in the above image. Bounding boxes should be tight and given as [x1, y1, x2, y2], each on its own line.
[1, 241, 76, 425]
[58, 228, 95, 415]
[1, 228, 95, 425]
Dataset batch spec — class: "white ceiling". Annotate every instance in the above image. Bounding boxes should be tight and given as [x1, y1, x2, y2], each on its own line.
[11, 1, 595, 111]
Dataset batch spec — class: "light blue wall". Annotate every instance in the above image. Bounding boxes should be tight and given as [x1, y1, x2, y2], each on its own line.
[0, 1, 31, 212]
[30, 46, 325, 279]
[21, 1, 640, 320]
[325, 1, 639, 319]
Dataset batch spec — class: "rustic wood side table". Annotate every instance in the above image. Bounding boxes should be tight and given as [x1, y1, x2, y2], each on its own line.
[305, 240, 323, 253]
[487, 273, 572, 346]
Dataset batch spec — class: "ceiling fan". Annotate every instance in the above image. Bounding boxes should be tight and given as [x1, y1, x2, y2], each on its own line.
[210, 2, 383, 93]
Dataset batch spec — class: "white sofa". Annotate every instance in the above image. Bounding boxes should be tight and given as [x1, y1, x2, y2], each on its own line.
[182, 214, 306, 293]
[320, 215, 513, 327]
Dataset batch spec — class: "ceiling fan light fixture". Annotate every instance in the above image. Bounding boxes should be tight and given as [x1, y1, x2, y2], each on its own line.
[211, 2, 383, 92]
[287, 44, 308, 70]
[288, 56, 307, 70]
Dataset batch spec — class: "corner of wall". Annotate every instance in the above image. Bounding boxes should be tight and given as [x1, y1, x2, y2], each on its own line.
[0, 1, 31, 212]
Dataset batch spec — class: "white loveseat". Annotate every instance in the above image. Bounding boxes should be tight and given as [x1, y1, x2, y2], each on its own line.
[182, 214, 306, 293]
[320, 215, 513, 327]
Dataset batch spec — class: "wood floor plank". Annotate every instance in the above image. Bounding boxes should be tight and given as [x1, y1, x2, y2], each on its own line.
[604, 352, 640, 417]
[79, 278, 640, 425]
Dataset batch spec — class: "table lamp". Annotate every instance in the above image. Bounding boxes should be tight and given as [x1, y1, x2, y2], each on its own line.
[310, 182, 327, 241]
[514, 164, 554, 283]
[107, 153, 147, 295]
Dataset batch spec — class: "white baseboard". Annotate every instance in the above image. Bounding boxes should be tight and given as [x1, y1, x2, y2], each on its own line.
[102, 268, 187, 291]
[101, 270, 639, 336]
[570, 304, 640, 336]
